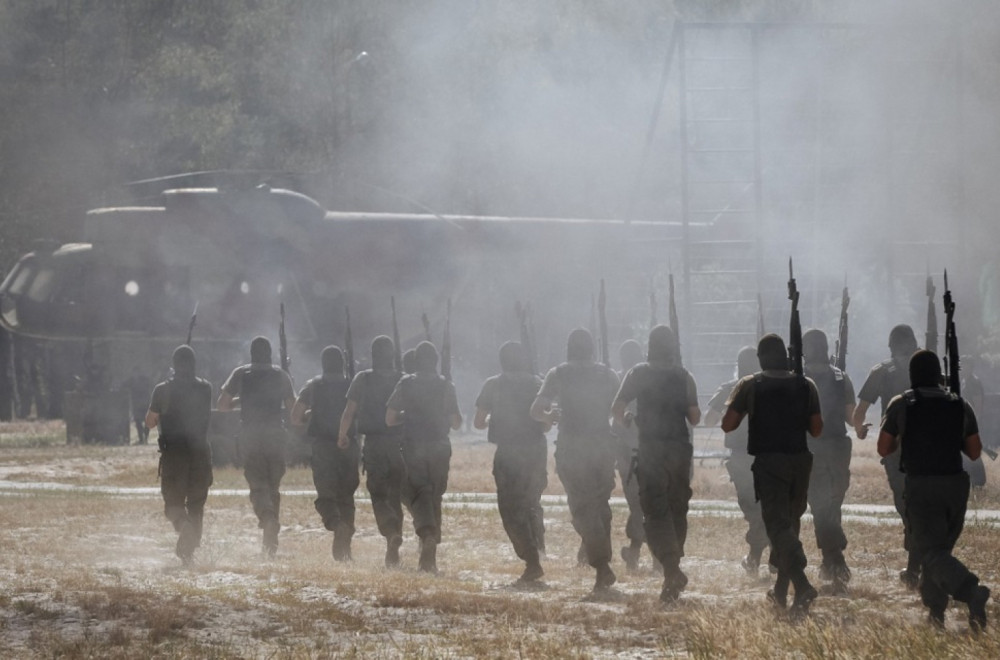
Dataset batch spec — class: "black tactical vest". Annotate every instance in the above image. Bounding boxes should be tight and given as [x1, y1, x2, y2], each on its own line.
[634, 364, 691, 444]
[555, 362, 613, 437]
[879, 358, 912, 415]
[240, 366, 286, 426]
[357, 369, 402, 435]
[159, 377, 212, 446]
[401, 373, 451, 443]
[807, 365, 847, 438]
[306, 376, 350, 438]
[747, 374, 810, 455]
[900, 390, 965, 476]
[487, 373, 544, 446]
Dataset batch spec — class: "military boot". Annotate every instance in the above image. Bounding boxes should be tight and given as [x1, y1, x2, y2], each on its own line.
[620, 541, 641, 572]
[519, 554, 544, 584]
[593, 563, 617, 591]
[741, 547, 762, 577]
[418, 537, 438, 574]
[176, 519, 197, 566]
[767, 572, 790, 610]
[262, 518, 280, 558]
[385, 534, 403, 568]
[332, 523, 352, 562]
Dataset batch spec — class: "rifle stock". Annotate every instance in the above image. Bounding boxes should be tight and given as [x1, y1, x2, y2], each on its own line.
[668, 272, 681, 363]
[926, 275, 939, 355]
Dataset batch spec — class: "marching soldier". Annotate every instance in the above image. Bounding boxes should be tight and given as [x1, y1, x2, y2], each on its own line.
[292, 346, 359, 561]
[802, 329, 856, 593]
[613, 339, 648, 572]
[611, 325, 700, 603]
[705, 346, 769, 576]
[852, 324, 920, 587]
[339, 336, 407, 567]
[877, 350, 990, 631]
[721, 334, 823, 618]
[218, 336, 296, 558]
[386, 341, 462, 573]
[474, 341, 549, 583]
[145, 345, 213, 565]
[531, 328, 620, 594]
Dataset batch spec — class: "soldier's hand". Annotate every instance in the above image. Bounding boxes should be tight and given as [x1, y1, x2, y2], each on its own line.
[855, 423, 871, 440]
[337, 433, 349, 449]
[623, 411, 634, 428]
[549, 407, 561, 425]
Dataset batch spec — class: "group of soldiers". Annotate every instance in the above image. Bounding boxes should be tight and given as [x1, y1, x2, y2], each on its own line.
[145, 318, 991, 632]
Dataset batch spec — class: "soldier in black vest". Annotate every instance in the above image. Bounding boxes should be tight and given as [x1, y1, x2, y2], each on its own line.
[802, 329, 856, 593]
[721, 334, 823, 618]
[145, 345, 213, 565]
[474, 341, 549, 583]
[705, 346, 769, 577]
[292, 346, 358, 561]
[218, 336, 296, 557]
[386, 341, 462, 573]
[531, 328, 620, 594]
[613, 339, 649, 572]
[853, 324, 920, 588]
[877, 350, 990, 631]
[339, 336, 406, 567]
[612, 325, 700, 603]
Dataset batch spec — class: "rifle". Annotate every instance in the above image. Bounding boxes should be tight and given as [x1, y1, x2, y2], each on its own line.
[344, 305, 356, 380]
[185, 302, 198, 346]
[598, 279, 610, 366]
[668, 271, 681, 363]
[757, 293, 765, 341]
[390, 296, 403, 372]
[649, 289, 657, 329]
[787, 258, 803, 376]
[421, 311, 432, 342]
[833, 283, 849, 371]
[516, 301, 538, 375]
[942, 270, 960, 396]
[279, 301, 290, 374]
[926, 274, 939, 355]
[442, 298, 452, 381]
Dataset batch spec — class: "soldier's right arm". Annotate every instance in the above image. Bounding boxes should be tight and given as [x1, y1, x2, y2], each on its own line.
[217, 368, 241, 412]
[385, 378, 404, 427]
[145, 383, 166, 430]
[852, 366, 882, 438]
[530, 367, 560, 424]
[610, 369, 637, 428]
[473, 378, 493, 431]
[290, 381, 312, 428]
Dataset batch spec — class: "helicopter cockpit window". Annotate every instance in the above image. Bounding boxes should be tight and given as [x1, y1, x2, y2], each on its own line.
[26, 267, 57, 302]
[6, 263, 33, 296]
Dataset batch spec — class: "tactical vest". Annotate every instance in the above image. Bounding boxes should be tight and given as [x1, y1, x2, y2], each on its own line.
[239, 366, 286, 426]
[306, 376, 350, 438]
[747, 374, 810, 455]
[879, 358, 912, 415]
[555, 362, 613, 437]
[900, 390, 965, 476]
[357, 369, 402, 435]
[401, 373, 451, 443]
[807, 365, 847, 437]
[634, 364, 691, 444]
[159, 377, 212, 446]
[487, 373, 544, 446]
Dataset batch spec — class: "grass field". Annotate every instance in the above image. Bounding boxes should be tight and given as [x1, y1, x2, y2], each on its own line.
[0, 421, 998, 658]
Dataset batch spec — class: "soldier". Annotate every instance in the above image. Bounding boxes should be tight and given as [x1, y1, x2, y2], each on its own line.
[292, 346, 358, 561]
[611, 325, 700, 603]
[705, 346, 769, 576]
[145, 345, 213, 565]
[802, 329, 856, 593]
[852, 324, 920, 588]
[218, 336, 295, 558]
[473, 341, 549, 583]
[877, 350, 990, 631]
[960, 355, 987, 488]
[386, 341, 462, 573]
[124, 366, 152, 444]
[339, 336, 406, 567]
[613, 339, 648, 572]
[530, 328, 620, 593]
[402, 348, 417, 375]
[721, 334, 823, 618]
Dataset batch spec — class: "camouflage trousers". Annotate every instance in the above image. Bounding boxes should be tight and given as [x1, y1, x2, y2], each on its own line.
[493, 442, 547, 563]
[363, 434, 405, 540]
[159, 441, 213, 546]
[555, 438, 615, 568]
[242, 430, 286, 527]
[636, 439, 692, 576]
[311, 437, 360, 534]
[402, 439, 451, 542]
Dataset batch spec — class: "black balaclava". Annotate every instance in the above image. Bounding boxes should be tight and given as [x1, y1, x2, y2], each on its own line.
[322, 345, 344, 377]
[566, 328, 594, 362]
[757, 333, 788, 371]
[414, 341, 438, 373]
[909, 350, 943, 388]
[402, 348, 417, 374]
[250, 336, 272, 365]
[647, 324, 679, 365]
[619, 339, 643, 372]
[737, 346, 757, 378]
[499, 341, 528, 374]
[173, 345, 196, 378]
[371, 335, 395, 371]
[889, 324, 918, 359]
[802, 328, 829, 365]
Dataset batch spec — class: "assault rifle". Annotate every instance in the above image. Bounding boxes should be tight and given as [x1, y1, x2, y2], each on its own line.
[390, 296, 403, 372]
[757, 293, 765, 341]
[943, 270, 959, 396]
[649, 289, 657, 328]
[279, 301, 290, 374]
[598, 279, 610, 366]
[925, 274, 939, 355]
[668, 272, 681, 363]
[185, 302, 198, 346]
[515, 301, 538, 375]
[442, 298, 452, 382]
[833, 284, 849, 371]
[421, 311, 432, 342]
[344, 306, 356, 380]
[787, 258, 803, 376]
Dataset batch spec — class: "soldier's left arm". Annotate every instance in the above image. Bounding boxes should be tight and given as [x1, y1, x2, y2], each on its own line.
[876, 398, 902, 456]
[806, 380, 823, 437]
[962, 401, 982, 460]
[447, 382, 462, 430]
[686, 371, 701, 426]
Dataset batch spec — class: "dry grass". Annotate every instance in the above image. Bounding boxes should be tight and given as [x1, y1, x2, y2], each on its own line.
[0, 423, 998, 658]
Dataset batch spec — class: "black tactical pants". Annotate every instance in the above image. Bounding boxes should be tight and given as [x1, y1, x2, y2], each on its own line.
[725, 451, 769, 557]
[905, 473, 980, 613]
[807, 436, 851, 559]
[615, 432, 645, 547]
[402, 439, 451, 542]
[363, 433, 405, 540]
[752, 452, 812, 580]
[555, 437, 615, 568]
[160, 441, 213, 545]
[311, 436, 361, 534]
[242, 429, 286, 528]
[494, 442, 548, 563]
[637, 439, 692, 576]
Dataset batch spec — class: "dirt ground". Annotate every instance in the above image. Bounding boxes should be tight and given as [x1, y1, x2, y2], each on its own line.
[0, 422, 998, 658]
